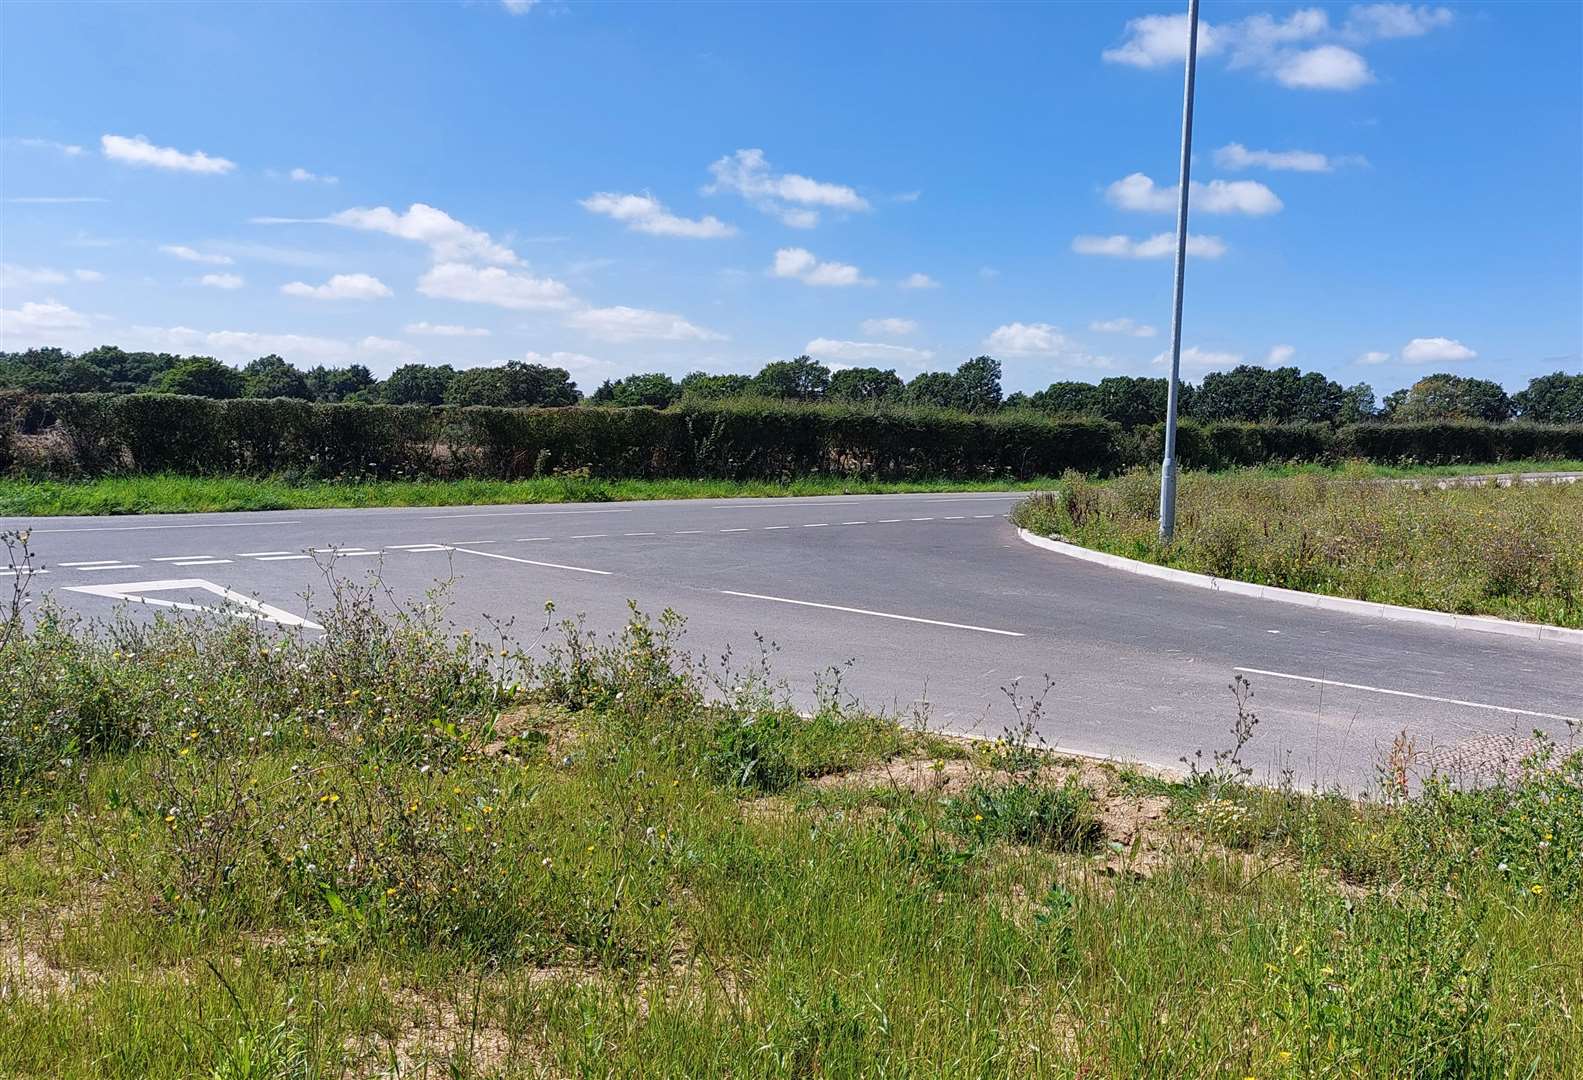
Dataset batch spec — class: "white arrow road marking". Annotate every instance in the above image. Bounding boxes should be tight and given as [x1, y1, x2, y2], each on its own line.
[64, 578, 322, 629]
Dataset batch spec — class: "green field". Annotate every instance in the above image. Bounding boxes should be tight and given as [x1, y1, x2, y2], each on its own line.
[3, 562, 1579, 1077]
[1013, 467, 1583, 628]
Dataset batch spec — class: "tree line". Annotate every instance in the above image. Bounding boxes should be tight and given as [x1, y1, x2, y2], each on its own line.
[2, 345, 1579, 426]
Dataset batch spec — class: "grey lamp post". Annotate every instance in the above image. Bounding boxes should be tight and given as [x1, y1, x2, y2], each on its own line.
[1158, 0, 1200, 542]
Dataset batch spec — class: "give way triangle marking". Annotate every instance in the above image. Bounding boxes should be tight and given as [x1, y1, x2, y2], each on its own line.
[64, 578, 322, 630]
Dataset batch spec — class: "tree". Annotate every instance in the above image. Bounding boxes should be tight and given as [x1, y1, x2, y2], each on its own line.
[953, 355, 1002, 412]
[678, 371, 754, 400]
[382, 364, 457, 406]
[902, 371, 964, 410]
[1093, 376, 1175, 428]
[1338, 382, 1377, 424]
[242, 354, 312, 399]
[1192, 365, 1344, 423]
[445, 360, 580, 407]
[1390, 374, 1512, 422]
[152, 357, 245, 398]
[753, 356, 830, 401]
[827, 367, 904, 404]
[1028, 381, 1101, 416]
[590, 372, 681, 408]
[1513, 371, 1583, 424]
[306, 364, 375, 402]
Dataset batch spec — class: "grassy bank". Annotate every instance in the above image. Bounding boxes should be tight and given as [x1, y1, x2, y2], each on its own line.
[1013, 468, 1583, 629]
[3, 557, 1579, 1077]
[2, 459, 1580, 517]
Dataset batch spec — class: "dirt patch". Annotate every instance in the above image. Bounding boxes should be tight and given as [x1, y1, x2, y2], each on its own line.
[0, 930, 100, 1003]
[810, 755, 984, 798]
[482, 701, 577, 762]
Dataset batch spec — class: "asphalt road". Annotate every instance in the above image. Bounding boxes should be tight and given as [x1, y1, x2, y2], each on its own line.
[7, 491, 1580, 790]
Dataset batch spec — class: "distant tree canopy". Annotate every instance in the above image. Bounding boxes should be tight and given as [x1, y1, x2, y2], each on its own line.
[1, 346, 1574, 429]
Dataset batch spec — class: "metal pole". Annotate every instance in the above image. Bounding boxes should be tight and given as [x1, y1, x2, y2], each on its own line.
[1158, 0, 1200, 542]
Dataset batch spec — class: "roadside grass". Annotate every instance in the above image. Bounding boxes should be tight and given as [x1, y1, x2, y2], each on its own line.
[1012, 466, 1583, 628]
[2, 553, 1580, 1076]
[1, 458, 1579, 516]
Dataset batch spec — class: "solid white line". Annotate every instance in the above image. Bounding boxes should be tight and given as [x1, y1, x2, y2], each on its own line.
[59, 560, 123, 567]
[235, 551, 293, 557]
[452, 547, 611, 576]
[720, 527, 749, 533]
[719, 590, 1024, 637]
[171, 559, 233, 566]
[1233, 667, 1583, 725]
[256, 554, 312, 561]
[30, 520, 303, 534]
[152, 555, 212, 562]
[424, 508, 634, 520]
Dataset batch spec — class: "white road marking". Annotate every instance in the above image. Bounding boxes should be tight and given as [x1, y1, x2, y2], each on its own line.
[910, 517, 933, 522]
[82, 564, 141, 571]
[389, 544, 453, 552]
[720, 527, 749, 533]
[570, 534, 608, 539]
[452, 547, 611, 576]
[64, 578, 321, 629]
[424, 508, 634, 520]
[802, 523, 830, 528]
[840, 521, 868, 526]
[675, 529, 705, 535]
[170, 558, 233, 566]
[973, 514, 997, 519]
[762, 525, 790, 530]
[60, 560, 125, 567]
[30, 520, 303, 534]
[719, 590, 1024, 637]
[310, 548, 379, 556]
[623, 532, 656, 537]
[152, 555, 214, 562]
[0, 569, 48, 575]
[942, 515, 965, 520]
[1234, 667, 1583, 725]
[443, 539, 497, 545]
[877, 519, 902, 523]
[516, 537, 552, 542]
[235, 551, 293, 557]
[257, 554, 313, 561]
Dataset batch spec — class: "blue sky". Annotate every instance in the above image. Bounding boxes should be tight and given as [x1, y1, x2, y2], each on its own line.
[2, 1, 1579, 395]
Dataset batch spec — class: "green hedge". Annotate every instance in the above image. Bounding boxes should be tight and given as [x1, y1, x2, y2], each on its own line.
[3, 392, 1579, 481]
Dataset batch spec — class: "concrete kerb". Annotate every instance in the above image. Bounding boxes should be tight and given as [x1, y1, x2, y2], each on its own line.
[1016, 528, 1583, 648]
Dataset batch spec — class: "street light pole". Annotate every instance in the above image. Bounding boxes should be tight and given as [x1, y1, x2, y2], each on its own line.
[1158, 0, 1200, 542]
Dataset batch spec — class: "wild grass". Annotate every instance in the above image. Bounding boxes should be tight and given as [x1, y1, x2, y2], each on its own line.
[2, 459, 1579, 517]
[2, 538, 1579, 1077]
[1012, 466, 1583, 628]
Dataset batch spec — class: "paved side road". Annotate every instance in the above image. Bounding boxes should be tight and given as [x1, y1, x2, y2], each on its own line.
[7, 490, 1580, 791]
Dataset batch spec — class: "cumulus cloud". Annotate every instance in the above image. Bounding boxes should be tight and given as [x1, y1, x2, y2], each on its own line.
[198, 273, 244, 290]
[580, 192, 736, 238]
[803, 338, 934, 365]
[1357, 350, 1393, 365]
[1153, 345, 1245, 372]
[983, 322, 1079, 357]
[706, 148, 869, 228]
[0, 299, 90, 339]
[2, 264, 63, 287]
[288, 167, 337, 184]
[127, 324, 419, 371]
[1106, 173, 1283, 215]
[1102, 6, 1446, 91]
[1071, 233, 1227, 259]
[501, 0, 539, 12]
[405, 321, 491, 337]
[9, 137, 85, 157]
[272, 203, 523, 265]
[416, 262, 573, 310]
[1090, 317, 1158, 338]
[860, 317, 917, 338]
[899, 272, 940, 289]
[1401, 336, 1476, 362]
[280, 273, 391, 300]
[101, 134, 235, 174]
[770, 247, 870, 287]
[1214, 142, 1362, 172]
[1266, 344, 1296, 365]
[159, 244, 234, 265]
[564, 305, 725, 344]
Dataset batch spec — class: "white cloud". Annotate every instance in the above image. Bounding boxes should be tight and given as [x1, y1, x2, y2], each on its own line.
[899, 272, 940, 289]
[1153, 345, 1245, 372]
[706, 148, 869, 227]
[1275, 45, 1374, 90]
[770, 247, 870, 287]
[2, 265, 105, 287]
[128, 324, 417, 372]
[0, 299, 90, 339]
[1215, 142, 1355, 172]
[1401, 336, 1476, 362]
[405, 321, 491, 337]
[159, 244, 234, 265]
[1357, 350, 1393, 365]
[1090, 317, 1157, 338]
[1344, 4, 1454, 41]
[416, 262, 573, 310]
[198, 273, 244, 290]
[860, 317, 917, 338]
[983, 322, 1079, 357]
[1106, 172, 1283, 215]
[1103, 13, 1223, 68]
[565, 305, 725, 344]
[288, 167, 337, 184]
[1266, 343, 1296, 365]
[101, 134, 235, 174]
[10, 137, 85, 157]
[314, 203, 519, 265]
[74, 269, 104, 282]
[804, 338, 934, 365]
[501, 0, 539, 12]
[580, 192, 736, 238]
[280, 273, 392, 300]
[1071, 233, 1227, 259]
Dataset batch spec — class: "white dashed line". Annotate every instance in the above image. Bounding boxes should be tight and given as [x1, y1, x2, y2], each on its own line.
[60, 560, 125, 567]
[942, 516, 965, 520]
[720, 590, 1024, 637]
[1233, 667, 1583, 725]
[443, 539, 498, 546]
[720, 528, 749, 533]
[152, 555, 213, 562]
[0, 569, 48, 576]
[623, 532, 656, 537]
[973, 514, 997, 519]
[802, 523, 830, 528]
[675, 530, 705, 535]
[516, 537, 552, 542]
[910, 517, 933, 522]
[570, 534, 608, 540]
[762, 525, 790, 530]
[840, 521, 868, 526]
[170, 559, 233, 566]
[81, 564, 140, 571]
[235, 551, 293, 557]
[452, 547, 611, 576]
[877, 519, 902, 523]
[256, 554, 313, 561]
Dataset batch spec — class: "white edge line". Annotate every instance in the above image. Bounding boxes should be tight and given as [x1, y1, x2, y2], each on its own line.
[423, 508, 634, 520]
[719, 590, 1023, 637]
[1017, 529, 1583, 647]
[32, 520, 304, 534]
[1234, 667, 1583, 725]
[452, 547, 611, 576]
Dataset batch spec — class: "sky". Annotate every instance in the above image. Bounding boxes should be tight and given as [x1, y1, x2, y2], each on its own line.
[2, 0, 1580, 396]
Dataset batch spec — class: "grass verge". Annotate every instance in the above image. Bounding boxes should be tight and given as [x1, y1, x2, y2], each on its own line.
[2, 543, 1579, 1077]
[1012, 466, 1583, 628]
